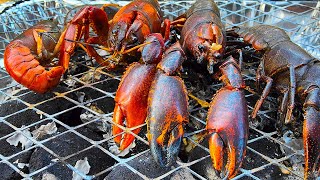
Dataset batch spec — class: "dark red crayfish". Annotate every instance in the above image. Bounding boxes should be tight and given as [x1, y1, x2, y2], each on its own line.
[232, 25, 319, 179]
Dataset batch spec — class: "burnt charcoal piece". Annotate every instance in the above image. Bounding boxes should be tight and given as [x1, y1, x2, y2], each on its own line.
[241, 148, 269, 170]
[18, 86, 72, 104]
[0, 122, 14, 138]
[75, 126, 106, 141]
[248, 138, 285, 159]
[0, 131, 33, 157]
[32, 89, 83, 127]
[66, 87, 105, 103]
[5, 109, 43, 128]
[0, 145, 33, 179]
[0, 162, 23, 179]
[66, 147, 117, 179]
[0, 100, 27, 117]
[79, 111, 111, 133]
[83, 97, 115, 114]
[7, 149, 34, 177]
[55, 107, 83, 127]
[29, 127, 107, 179]
[93, 79, 120, 93]
[253, 164, 289, 179]
[105, 151, 195, 180]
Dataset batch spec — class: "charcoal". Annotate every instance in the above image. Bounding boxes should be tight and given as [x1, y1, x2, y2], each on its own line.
[105, 151, 195, 180]
[29, 127, 113, 179]
[0, 162, 23, 179]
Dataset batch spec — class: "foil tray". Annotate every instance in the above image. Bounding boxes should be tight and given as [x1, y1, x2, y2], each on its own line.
[0, 1, 319, 179]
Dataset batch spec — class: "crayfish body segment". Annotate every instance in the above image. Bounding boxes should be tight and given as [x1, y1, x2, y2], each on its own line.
[233, 25, 320, 179]
[147, 42, 189, 167]
[206, 56, 248, 179]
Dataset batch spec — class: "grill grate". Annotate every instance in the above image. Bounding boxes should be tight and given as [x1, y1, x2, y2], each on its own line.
[0, 0, 319, 179]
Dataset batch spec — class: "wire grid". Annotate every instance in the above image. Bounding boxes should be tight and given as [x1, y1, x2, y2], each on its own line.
[0, 0, 319, 179]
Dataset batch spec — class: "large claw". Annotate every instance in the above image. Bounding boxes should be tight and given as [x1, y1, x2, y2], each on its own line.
[303, 107, 320, 179]
[147, 42, 188, 166]
[149, 123, 184, 167]
[112, 34, 164, 150]
[207, 89, 248, 179]
[206, 57, 248, 179]
[303, 90, 320, 179]
[147, 72, 188, 167]
[112, 63, 157, 150]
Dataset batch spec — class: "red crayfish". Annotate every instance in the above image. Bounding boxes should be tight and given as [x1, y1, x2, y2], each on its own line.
[231, 25, 320, 179]
[175, 0, 248, 178]
[4, 0, 169, 93]
[4, 20, 64, 93]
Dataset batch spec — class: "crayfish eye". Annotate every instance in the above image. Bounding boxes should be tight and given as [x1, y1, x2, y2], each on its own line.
[131, 34, 138, 43]
[214, 53, 222, 59]
[112, 29, 117, 36]
[198, 44, 205, 52]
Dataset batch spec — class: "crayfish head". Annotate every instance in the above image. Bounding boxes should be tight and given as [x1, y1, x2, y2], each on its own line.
[193, 41, 223, 74]
[108, 21, 128, 52]
[124, 19, 150, 47]
[191, 22, 225, 73]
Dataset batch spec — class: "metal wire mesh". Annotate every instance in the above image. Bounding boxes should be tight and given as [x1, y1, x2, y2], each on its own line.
[0, 0, 319, 179]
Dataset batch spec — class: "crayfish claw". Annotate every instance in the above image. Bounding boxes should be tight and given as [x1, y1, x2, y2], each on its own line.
[119, 131, 137, 151]
[208, 132, 246, 179]
[150, 125, 183, 167]
[112, 103, 125, 145]
[303, 106, 320, 178]
[208, 133, 224, 171]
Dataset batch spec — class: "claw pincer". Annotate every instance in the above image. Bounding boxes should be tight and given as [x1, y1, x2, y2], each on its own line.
[206, 56, 248, 179]
[112, 34, 165, 150]
[147, 42, 189, 167]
